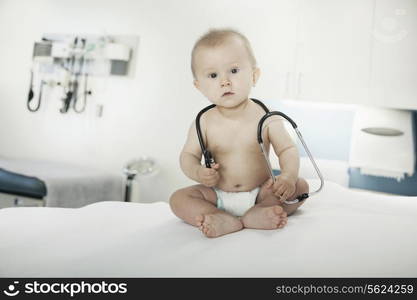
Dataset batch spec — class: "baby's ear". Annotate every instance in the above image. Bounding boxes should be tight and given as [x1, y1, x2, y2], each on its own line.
[252, 67, 261, 86]
[193, 79, 200, 90]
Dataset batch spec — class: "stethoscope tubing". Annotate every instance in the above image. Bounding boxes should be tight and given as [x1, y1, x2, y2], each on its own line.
[257, 111, 324, 197]
[195, 98, 324, 203]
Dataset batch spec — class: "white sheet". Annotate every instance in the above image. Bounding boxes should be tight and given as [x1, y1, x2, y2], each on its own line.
[1, 180, 416, 277]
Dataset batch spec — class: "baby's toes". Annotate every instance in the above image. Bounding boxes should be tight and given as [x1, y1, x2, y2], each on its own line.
[278, 218, 287, 228]
[202, 221, 212, 234]
[206, 228, 216, 237]
[195, 215, 204, 227]
[267, 206, 280, 218]
[281, 212, 288, 221]
[273, 205, 284, 215]
[270, 216, 280, 225]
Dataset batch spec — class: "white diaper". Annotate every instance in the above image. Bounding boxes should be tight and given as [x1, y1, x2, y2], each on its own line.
[214, 187, 260, 217]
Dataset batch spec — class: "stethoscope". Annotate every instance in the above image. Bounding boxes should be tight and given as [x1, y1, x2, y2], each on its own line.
[196, 98, 324, 204]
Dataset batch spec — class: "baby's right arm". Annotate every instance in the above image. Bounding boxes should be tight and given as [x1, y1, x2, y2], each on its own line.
[180, 121, 220, 187]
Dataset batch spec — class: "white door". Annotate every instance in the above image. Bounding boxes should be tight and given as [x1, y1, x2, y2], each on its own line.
[248, 0, 300, 100]
[369, 0, 417, 110]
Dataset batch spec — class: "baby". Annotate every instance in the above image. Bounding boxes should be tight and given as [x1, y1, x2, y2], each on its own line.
[170, 29, 309, 238]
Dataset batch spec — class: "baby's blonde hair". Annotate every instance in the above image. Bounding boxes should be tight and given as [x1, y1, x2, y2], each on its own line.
[191, 28, 257, 78]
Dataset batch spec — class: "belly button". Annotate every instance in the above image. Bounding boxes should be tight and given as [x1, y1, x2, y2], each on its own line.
[234, 184, 241, 188]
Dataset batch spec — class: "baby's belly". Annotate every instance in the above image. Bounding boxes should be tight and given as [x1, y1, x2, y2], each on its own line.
[215, 152, 271, 192]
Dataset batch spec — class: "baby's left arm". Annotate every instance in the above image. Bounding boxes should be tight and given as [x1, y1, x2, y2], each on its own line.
[265, 117, 300, 199]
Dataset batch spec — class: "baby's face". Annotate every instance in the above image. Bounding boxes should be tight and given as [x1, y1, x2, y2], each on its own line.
[193, 37, 259, 108]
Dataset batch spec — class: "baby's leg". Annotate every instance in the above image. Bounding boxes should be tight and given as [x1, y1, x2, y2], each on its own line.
[241, 178, 309, 229]
[169, 184, 243, 238]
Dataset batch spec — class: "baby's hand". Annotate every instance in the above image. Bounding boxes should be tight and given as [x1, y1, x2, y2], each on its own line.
[197, 163, 220, 187]
[266, 174, 296, 202]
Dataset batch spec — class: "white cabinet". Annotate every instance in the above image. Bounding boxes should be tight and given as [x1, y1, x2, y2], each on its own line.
[369, 0, 417, 110]
[271, 0, 416, 109]
[252, 0, 299, 100]
[294, 0, 374, 104]
[256, 0, 375, 103]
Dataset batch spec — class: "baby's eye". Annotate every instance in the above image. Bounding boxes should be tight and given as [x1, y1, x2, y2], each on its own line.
[231, 68, 239, 74]
[209, 73, 217, 79]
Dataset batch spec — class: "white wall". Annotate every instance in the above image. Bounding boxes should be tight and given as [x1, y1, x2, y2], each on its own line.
[0, 0, 291, 201]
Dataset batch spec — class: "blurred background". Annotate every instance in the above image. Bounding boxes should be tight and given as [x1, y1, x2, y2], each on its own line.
[0, 0, 416, 208]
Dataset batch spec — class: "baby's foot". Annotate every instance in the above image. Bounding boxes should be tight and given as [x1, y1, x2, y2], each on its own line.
[241, 205, 287, 229]
[195, 213, 243, 238]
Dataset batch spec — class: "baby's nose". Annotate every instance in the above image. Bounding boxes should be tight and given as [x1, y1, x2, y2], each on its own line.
[220, 78, 231, 87]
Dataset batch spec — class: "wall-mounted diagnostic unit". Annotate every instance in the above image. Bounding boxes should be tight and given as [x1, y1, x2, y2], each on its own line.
[27, 34, 139, 113]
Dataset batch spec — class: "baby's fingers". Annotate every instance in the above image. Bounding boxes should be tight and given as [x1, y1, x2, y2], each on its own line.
[202, 174, 215, 183]
[202, 173, 216, 184]
[207, 171, 220, 181]
[265, 178, 274, 188]
[281, 190, 291, 201]
[275, 186, 287, 198]
[203, 167, 217, 176]
[273, 182, 284, 194]
[211, 163, 220, 170]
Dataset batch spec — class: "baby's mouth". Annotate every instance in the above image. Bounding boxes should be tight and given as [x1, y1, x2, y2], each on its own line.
[222, 92, 234, 97]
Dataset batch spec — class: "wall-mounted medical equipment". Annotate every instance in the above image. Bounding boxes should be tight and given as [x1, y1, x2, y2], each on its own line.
[27, 34, 139, 113]
[195, 98, 324, 205]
